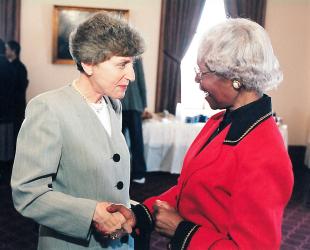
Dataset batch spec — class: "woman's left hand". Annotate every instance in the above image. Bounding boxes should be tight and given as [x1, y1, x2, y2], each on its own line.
[153, 200, 184, 237]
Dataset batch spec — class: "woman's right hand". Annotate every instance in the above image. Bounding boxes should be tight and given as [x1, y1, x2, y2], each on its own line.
[106, 203, 136, 234]
[92, 202, 126, 235]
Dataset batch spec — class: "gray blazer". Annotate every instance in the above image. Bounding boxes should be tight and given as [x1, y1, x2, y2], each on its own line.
[11, 84, 131, 250]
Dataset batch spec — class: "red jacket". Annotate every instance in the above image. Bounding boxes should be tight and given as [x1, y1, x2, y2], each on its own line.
[143, 106, 293, 249]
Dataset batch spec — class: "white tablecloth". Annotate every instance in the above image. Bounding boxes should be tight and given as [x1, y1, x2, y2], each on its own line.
[143, 119, 204, 173]
[143, 119, 288, 174]
[278, 124, 288, 149]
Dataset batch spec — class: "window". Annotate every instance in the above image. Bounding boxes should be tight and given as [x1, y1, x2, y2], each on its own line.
[180, 0, 226, 117]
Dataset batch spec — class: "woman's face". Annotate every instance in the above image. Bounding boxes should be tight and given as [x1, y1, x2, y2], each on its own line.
[196, 62, 239, 110]
[88, 56, 135, 99]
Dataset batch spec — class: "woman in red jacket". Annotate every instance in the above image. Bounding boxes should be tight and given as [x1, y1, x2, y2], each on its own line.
[109, 18, 294, 250]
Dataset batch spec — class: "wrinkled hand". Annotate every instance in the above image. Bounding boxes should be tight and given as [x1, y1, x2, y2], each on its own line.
[92, 202, 126, 235]
[153, 200, 184, 237]
[107, 203, 136, 234]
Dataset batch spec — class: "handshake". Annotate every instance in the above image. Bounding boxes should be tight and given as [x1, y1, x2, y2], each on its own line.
[92, 200, 184, 240]
[92, 202, 135, 240]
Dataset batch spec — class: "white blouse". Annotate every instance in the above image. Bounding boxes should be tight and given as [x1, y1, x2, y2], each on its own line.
[88, 98, 112, 137]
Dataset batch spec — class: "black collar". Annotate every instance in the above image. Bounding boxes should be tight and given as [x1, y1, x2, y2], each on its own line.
[223, 94, 272, 145]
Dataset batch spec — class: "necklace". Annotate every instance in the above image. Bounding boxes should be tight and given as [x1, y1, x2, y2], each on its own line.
[89, 101, 105, 114]
[72, 80, 105, 113]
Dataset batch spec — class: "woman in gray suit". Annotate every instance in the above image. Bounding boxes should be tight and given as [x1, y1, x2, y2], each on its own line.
[11, 12, 144, 250]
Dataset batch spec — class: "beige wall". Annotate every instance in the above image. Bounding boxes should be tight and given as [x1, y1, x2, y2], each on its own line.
[21, 0, 161, 111]
[21, 0, 310, 145]
[265, 0, 310, 145]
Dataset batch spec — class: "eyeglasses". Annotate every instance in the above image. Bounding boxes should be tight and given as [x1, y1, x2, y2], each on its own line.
[194, 66, 215, 82]
[194, 66, 230, 82]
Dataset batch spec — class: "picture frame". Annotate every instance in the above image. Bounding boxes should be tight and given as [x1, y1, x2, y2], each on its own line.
[52, 5, 129, 64]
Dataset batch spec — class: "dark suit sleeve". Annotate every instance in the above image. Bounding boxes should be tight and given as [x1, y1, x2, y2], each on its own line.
[135, 59, 147, 109]
[19, 63, 29, 92]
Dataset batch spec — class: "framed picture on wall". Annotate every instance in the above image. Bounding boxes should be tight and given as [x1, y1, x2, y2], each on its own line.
[52, 5, 129, 64]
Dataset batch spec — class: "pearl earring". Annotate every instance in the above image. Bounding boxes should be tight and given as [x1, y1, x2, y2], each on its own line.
[232, 79, 242, 89]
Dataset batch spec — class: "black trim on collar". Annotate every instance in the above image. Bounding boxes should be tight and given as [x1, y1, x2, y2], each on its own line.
[223, 94, 272, 146]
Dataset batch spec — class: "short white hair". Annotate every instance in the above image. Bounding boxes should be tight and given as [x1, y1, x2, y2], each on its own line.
[197, 18, 283, 94]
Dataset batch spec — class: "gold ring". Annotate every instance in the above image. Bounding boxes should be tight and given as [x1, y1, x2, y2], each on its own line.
[109, 229, 124, 240]
[110, 232, 119, 240]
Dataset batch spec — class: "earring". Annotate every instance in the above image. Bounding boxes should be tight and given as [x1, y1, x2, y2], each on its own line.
[232, 79, 242, 89]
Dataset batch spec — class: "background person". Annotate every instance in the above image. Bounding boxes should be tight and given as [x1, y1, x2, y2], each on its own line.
[109, 18, 294, 250]
[5, 40, 29, 139]
[11, 12, 144, 250]
[121, 58, 148, 184]
[0, 38, 16, 184]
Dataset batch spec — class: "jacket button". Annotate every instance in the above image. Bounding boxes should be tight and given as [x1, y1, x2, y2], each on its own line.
[116, 181, 124, 190]
[113, 153, 120, 162]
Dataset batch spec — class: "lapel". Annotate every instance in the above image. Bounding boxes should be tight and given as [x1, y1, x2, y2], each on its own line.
[180, 116, 229, 183]
[66, 84, 119, 155]
[104, 96, 121, 139]
[179, 95, 273, 185]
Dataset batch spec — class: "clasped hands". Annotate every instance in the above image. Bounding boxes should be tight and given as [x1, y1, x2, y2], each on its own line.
[92, 202, 135, 239]
[92, 200, 184, 240]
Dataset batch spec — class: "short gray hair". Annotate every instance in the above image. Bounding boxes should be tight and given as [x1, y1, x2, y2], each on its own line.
[197, 18, 283, 93]
[69, 11, 145, 72]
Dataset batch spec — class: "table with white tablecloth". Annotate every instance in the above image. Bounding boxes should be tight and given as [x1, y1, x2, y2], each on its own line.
[143, 119, 204, 173]
[278, 124, 288, 149]
[143, 119, 288, 174]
